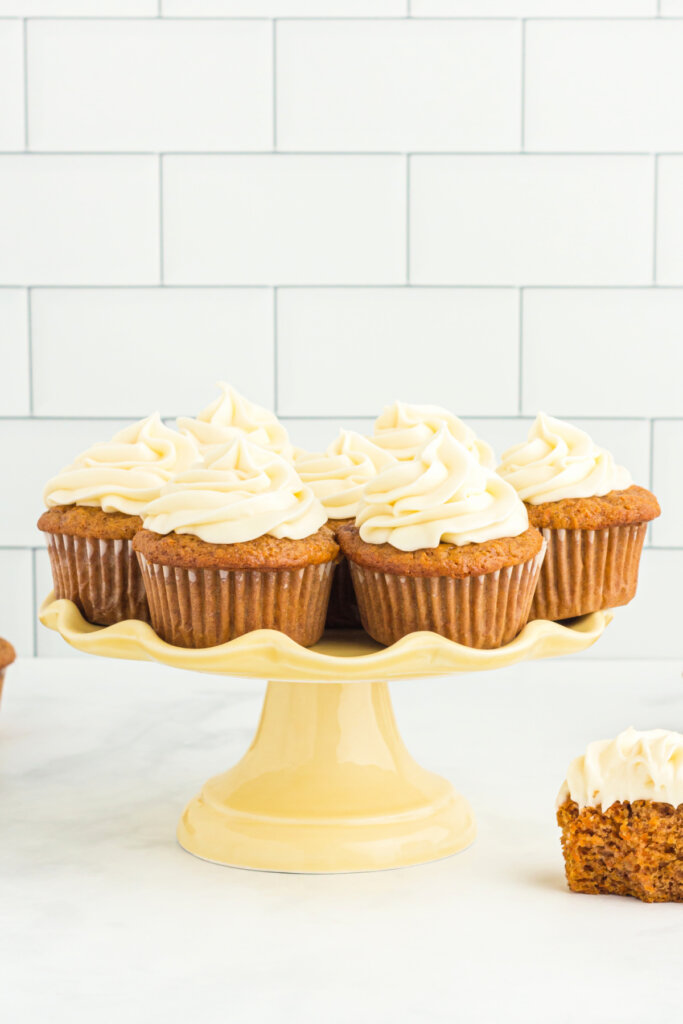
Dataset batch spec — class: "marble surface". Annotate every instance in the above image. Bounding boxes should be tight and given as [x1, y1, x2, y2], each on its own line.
[1, 655, 682, 1024]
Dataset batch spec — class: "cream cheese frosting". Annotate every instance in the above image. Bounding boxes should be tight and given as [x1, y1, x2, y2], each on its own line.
[498, 412, 632, 505]
[44, 413, 200, 517]
[355, 426, 529, 552]
[178, 382, 293, 460]
[372, 401, 495, 467]
[294, 430, 396, 520]
[142, 437, 326, 544]
[557, 727, 683, 811]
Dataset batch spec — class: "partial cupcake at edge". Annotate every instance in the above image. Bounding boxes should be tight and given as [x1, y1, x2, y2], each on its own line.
[38, 386, 660, 652]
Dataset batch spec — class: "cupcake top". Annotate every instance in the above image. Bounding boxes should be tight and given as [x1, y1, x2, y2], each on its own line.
[178, 382, 293, 460]
[557, 727, 683, 811]
[355, 426, 528, 552]
[43, 413, 199, 517]
[371, 401, 495, 467]
[142, 436, 326, 544]
[498, 413, 632, 505]
[294, 430, 395, 520]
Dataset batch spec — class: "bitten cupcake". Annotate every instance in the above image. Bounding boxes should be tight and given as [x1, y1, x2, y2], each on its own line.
[295, 430, 395, 628]
[498, 414, 660, 621]
[372, 400, 495, 466]
[0, 637, 16, 707]
[38, 413, 199, 625]
[133, 438, 338, 649]
[178, 381, 294, 461]
[338, 426, 545, 649]
[557, 728, 683, 902]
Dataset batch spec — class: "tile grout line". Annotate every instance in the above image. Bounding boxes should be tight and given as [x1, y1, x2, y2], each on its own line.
[648, 417, 656, 547]
[652, 154, 659, 283]
[273, 287, 279, 415]
[272, 20, 277, 151]
[158, 155, 164, 284]
[26, 287, 34, 414]
[22, 18, 29, 149]
[520, 19, 526, 151]
[31, 547, 38, 657]
[0, 414, 675, 422]
[0, 151, 677, 157]
[517, 288, 524, 414]
[405, 155, 411, 284]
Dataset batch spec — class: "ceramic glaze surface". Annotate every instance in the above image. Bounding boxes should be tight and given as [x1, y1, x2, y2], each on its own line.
[38, 594, 611, 873]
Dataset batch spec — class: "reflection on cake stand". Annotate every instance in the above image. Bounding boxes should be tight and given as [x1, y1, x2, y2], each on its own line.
[40, 594, 611, 873]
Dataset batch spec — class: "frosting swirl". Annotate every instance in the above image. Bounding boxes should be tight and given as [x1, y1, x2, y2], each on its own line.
[44, 413, 199, 517]
[498, 413, 632, 505]
[557, 727, 683, 811]
[178, 382, 293, 460]
[372, 401, 495, 467]
[294, 431, 395, 520]
[142, 437, 326, 544]
[356, 426, 528, 551]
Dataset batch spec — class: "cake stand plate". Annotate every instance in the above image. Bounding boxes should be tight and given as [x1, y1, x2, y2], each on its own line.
[40, 595, 611, 873]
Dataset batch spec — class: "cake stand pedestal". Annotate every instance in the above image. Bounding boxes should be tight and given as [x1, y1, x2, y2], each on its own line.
[40, 595, 611, 873]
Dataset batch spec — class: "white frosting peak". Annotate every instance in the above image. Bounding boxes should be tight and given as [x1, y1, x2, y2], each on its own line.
[558, 727, 683, 811]
[294, 430, 395, 520]
[44, 413, 200, 516]
[372, 401, 495, 467]
[498, 413, 632, 505]
[142, 436, 326, 544]
[178, 382, 293, 460]
[356, 426, 529, 552]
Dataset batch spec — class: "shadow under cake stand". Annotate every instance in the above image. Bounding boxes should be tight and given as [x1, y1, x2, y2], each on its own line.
[40, 594, 611, 874]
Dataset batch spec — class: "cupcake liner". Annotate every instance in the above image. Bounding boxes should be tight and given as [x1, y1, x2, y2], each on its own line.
[530, 522, 648, 622]
[348, 545, 546, 649]
[325, 556, 362, 630]
[45, 532, 150, 625]
[136, 555, 335, 649]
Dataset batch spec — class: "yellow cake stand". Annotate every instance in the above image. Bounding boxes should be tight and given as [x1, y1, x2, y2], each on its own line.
[40, 594, 611, 873]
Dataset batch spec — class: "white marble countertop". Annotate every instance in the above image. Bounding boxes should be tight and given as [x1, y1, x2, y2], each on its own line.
[2, 655, 682, 1024]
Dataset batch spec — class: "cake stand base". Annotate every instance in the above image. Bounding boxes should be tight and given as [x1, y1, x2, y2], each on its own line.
[177, 679, 475, 873]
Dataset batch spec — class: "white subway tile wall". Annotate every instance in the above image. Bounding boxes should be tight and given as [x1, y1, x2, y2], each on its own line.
[0, 9, 680, 657]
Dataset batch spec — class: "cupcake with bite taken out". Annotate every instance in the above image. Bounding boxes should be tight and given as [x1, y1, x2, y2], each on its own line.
[498, 414, 660, 621]
[372, 401, 495, 467]
[338, 426, 545, 649]
[133, 437, 338, 649]
[295, 430, 395, 628]
[178, 382, 294, 461]
[38, 413, 199, 625]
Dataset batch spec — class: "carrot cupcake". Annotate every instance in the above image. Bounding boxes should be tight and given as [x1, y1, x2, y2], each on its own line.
[133, 437, 338, 648]
[0, 637, 15, 706]
[372, 400, 495, 466]
[338, 426, 545, 648]
[557, 728, 683, 902]
[295, 430, 395, 628]
[38, 413, 199, 625]
[498, 414, 660, 621]
[178, 381, 293, 461]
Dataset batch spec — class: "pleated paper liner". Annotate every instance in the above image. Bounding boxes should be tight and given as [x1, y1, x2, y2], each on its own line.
[137, 555, 335, 649]
[45, 532, 150, 626]
[348, 545, 546, 650]
[530, 522, 648, 622]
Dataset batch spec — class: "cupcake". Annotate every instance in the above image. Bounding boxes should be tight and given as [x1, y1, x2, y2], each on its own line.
[0, 638, 16, 706]
[338, 426, 545, 649]
[295, 430, 395, 628]
[372, 400, 495, 466]
[133, 438, 338, 648]
[498, 414, 660, 621]
[557, 728, 683, 902]
[38, 413, 199, 625]
[178, 381, 294, 461]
